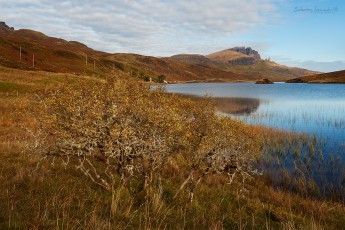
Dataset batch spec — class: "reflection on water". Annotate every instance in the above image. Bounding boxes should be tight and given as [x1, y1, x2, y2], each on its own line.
[174, 95, 260, 115]
[214, 97, 260, 115]
[166, 82, 345, 198]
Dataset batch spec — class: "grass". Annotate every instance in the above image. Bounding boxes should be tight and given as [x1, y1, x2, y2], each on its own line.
[0, 81, 31, 93]
[257, 127, 345, 201]
[0, 66, 344, 229]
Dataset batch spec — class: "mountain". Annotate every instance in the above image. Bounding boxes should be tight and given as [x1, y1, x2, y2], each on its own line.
[0, 22, 254, 82]
[287, 70, 345, 83]
[170, 47, 319, 81]
[0, 22, 317, 82]
[0, 21, 14, 32]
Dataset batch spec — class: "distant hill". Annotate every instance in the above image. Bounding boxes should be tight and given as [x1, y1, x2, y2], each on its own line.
[0, 22, 255, 82]
[0, 22, 318, 82]
[287, 70, 345, 83]
[106, 53, 253, 82]
[170, 47, 319, 81]
[226, 60, 318, 82]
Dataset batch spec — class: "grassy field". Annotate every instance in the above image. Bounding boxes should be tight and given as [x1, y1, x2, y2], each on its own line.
[0, 66, 344, 229]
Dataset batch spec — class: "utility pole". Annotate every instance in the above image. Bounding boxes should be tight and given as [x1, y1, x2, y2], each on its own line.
[94, 60, 95, 69]
[19, 46, 22, 62]
[86, 54, 88, 66]
[32, 54, 35, 67]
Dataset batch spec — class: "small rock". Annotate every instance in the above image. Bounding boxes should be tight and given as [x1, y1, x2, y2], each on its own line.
[256, 78, 273, 84]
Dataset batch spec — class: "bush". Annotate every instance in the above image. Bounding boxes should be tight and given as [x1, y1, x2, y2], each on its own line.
[31, 76, 260, 212]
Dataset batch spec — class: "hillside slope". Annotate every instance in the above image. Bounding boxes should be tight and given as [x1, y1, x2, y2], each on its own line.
[287, 70, 345, 83]
[206, 49, 249, 62]
[227, 60, 317, 81]
[0, 22, 253, 82]
[170, 48, 319, 81]
[107, 53, 254, 82]
[0, 24, 122, 76]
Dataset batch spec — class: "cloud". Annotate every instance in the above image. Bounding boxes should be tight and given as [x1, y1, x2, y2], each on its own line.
[0, 0, 279, 55]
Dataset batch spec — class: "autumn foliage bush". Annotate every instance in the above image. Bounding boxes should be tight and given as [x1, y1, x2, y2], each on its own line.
[31, 76, 260, 212]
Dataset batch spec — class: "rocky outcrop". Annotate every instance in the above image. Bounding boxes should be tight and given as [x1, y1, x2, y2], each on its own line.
[256, 78, 273, 84]
[228, 56, 256, 65]
[0, 22, 14, 32]
[229, 47, 261, 60]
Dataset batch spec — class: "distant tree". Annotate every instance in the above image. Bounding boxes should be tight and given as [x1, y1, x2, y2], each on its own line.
[143, 76, 150, 82]
[157, 75, 166, 83]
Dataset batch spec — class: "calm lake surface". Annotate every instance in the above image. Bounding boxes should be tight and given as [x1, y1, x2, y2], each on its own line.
[166, 82, 345, 155]
[166, 82, 345, 197]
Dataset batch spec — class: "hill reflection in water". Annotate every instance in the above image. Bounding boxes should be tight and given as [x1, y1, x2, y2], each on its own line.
[214, 97, 260, 115]
[177, 94, 260, 115]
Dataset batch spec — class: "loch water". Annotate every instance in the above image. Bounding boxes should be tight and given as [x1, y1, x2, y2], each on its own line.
[166, 82, 345, 198]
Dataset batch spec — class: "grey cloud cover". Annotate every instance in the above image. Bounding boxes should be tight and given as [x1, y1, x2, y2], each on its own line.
[0, 0, 278, 54]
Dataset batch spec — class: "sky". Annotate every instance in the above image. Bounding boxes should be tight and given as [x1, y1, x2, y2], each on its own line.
[0, 0, 344, 72]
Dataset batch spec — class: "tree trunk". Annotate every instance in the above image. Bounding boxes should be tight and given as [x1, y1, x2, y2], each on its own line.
[111, 180, 124, 216]
[173, 170, 194, 199]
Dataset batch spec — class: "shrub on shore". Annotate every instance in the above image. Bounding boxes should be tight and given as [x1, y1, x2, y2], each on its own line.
[29, 76, 260, 213]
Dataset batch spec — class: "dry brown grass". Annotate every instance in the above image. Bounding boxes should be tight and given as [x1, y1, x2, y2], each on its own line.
[0, 66, 344, 229]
